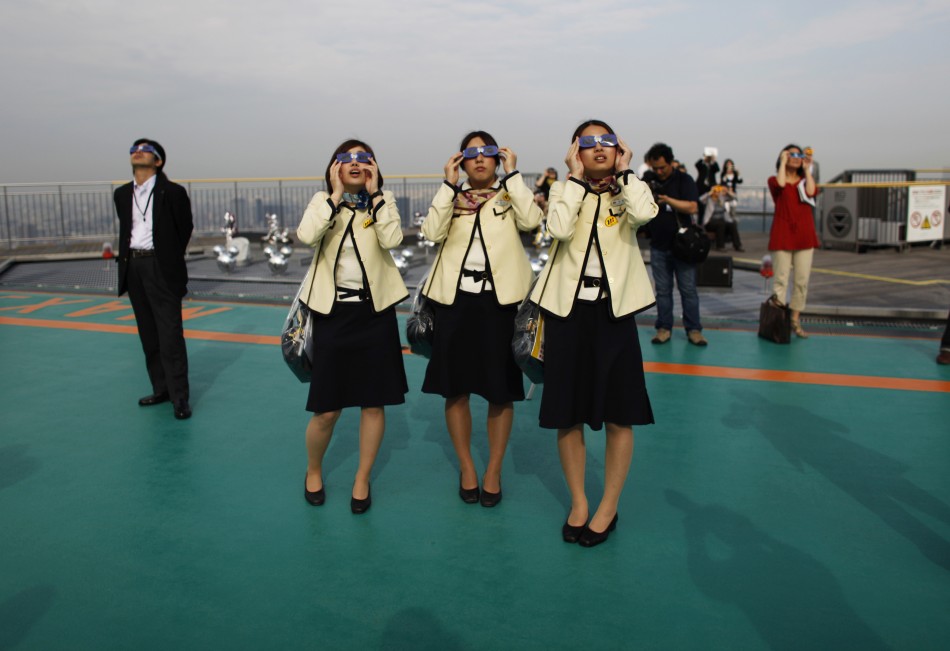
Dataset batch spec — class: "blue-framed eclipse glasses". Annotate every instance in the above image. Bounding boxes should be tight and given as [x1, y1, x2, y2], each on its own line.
[788, 152, 805, 159]
[578, 134, 618, 148]
[336, 152, 374, 164]
[461, 145, 499, 159]
[130, 144, 160, 156]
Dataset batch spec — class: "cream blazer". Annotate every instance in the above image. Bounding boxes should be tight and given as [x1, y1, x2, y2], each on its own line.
[297, 191, 408, 315]
[421, 172, 542, 307]
[530, 171, 659, 319]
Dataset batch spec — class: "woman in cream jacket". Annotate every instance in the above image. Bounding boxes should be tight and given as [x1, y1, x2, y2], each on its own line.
[297, 139, 409, 514]
[530, 119, 658, 547]
[420, 130, 542, 507]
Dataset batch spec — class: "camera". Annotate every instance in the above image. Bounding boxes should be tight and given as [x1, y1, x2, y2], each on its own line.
[648, 178, 662, 202]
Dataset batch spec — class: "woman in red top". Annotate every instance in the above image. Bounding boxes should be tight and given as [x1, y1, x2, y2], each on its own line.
[768, 144, 819, 338]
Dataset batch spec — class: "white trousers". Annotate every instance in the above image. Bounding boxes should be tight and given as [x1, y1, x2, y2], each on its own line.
[772, 248, 814, 313]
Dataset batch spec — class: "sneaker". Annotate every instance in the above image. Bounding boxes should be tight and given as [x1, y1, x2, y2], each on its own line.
[651, 328, 671, 344]
[687, 330, 708, 346]
[938, 349, 950, 365]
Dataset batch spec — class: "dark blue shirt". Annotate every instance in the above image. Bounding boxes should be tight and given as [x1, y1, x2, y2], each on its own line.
[642, 169, 699, 250]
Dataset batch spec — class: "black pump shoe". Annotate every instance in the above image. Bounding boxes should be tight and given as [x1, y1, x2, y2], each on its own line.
[304, 475, 325, 506]
[562, 520, 586, 543]
[351, 484, 372, 514]
[578, 514, 618, 548]
[459, 477, 480, 504]
[479, 487, 502, 508]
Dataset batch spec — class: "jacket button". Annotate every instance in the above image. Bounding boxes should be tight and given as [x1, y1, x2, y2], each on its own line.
[603, 250, 608, 256]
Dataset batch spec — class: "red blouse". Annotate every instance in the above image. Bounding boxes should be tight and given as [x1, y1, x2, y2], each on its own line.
[768, 176, 820, 251]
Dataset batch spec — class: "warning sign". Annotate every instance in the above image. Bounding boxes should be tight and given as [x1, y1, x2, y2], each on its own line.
[907, 186, 947, 243]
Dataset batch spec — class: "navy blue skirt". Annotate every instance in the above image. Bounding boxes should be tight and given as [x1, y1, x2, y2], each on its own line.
[422, 291, 526, 404]
[539, 300, 654, 431]
[306, 302, 408, 413]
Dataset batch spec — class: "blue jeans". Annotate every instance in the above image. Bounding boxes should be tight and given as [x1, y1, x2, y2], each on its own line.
[651, 247, 702, 332]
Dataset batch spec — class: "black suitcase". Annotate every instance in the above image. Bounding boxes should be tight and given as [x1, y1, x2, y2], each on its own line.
[696, 255, 733, 287]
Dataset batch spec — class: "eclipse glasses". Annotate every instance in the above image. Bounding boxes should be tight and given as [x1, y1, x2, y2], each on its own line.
[461, 145, 500, 159]
[130, 144, 160, 156]
[788, 152, 806, 159]
[336, 152, 374, 164]
[578, 134, 618, 148]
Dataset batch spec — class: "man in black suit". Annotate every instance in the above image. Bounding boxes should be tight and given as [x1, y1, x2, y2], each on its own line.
[114, 138, 194, 419]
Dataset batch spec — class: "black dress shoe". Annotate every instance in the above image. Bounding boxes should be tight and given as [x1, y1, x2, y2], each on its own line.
[562, 520, 586, 544]
[304, 475, 325, 506]
[459, 478, 480, 504]
[479, 487, 502, 508]
[173, 399, 192, 420]
[138, 392, 169, 406]
[351, 484, 371, 514]
[578, 514, 618, 548]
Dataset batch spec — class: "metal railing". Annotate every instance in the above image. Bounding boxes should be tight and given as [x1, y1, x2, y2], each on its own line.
[0, 174, 783, 251]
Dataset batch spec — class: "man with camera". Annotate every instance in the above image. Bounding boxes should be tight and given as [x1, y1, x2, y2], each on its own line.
[642, 143, 707, 346]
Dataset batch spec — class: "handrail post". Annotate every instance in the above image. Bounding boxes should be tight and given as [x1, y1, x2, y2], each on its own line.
[278, 180, 284, 228]
[233, 181, 239, 226]
[58, 184, 67, 246]
[3, 185, 11, 250]
[761, 188, 767, 233]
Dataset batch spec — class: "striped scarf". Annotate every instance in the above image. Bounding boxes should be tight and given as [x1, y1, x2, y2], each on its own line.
[453, 186, 499, 217]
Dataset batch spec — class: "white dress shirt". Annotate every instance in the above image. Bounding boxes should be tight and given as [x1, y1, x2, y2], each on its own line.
[129, 174, 157, 250]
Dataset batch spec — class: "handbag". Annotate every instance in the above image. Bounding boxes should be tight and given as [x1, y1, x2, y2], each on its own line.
[281, 263, 317, 382]
[406, 271, 435, 358]
[512, 292, 545, 385]
[758, 295, 791, 344]
[672, 223, 711, 264]
[511, 244, 558, 385]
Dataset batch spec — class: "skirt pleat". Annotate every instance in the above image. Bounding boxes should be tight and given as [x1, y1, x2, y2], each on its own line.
[539, 300, 654, 431]
[306, 302, 408, 413]
[422, 291, 526, 404]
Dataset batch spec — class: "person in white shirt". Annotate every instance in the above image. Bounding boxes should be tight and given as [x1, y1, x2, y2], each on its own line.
[113, 139, 194, 420]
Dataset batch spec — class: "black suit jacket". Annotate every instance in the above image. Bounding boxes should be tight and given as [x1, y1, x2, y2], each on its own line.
[114, 172, 194, 297]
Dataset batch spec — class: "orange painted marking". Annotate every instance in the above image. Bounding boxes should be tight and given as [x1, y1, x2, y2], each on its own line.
[0, 316, 276, 345]
[2, 316, 947, 392]
[644, 362, 950, 393]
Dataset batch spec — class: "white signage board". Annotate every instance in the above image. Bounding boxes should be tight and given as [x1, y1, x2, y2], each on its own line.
[906, 185, 946, 243]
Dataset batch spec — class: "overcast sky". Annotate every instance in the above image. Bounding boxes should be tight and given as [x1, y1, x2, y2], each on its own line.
[2, 0, 948, 186]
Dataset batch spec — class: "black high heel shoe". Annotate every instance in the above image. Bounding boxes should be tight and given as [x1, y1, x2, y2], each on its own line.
[459, 476, 480, 504]
[304, 475, 325, 506]
[578, 514, 618, 548]
[350, 484, 372, 514]
[562, 520, 586, 544]
[479, 486, 502, 508]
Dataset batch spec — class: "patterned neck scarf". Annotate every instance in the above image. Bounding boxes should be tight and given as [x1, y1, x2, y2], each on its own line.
[343, 190, 370, 210]
[454, 184, 499, 217]
[584, 174, 619, 195]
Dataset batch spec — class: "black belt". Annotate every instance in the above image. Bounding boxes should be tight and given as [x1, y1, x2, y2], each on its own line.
[462, 268, 491, 282]
[337, 287, 369, 301]
[581, 276, 603, 288]
[130, 249, 155, 258]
